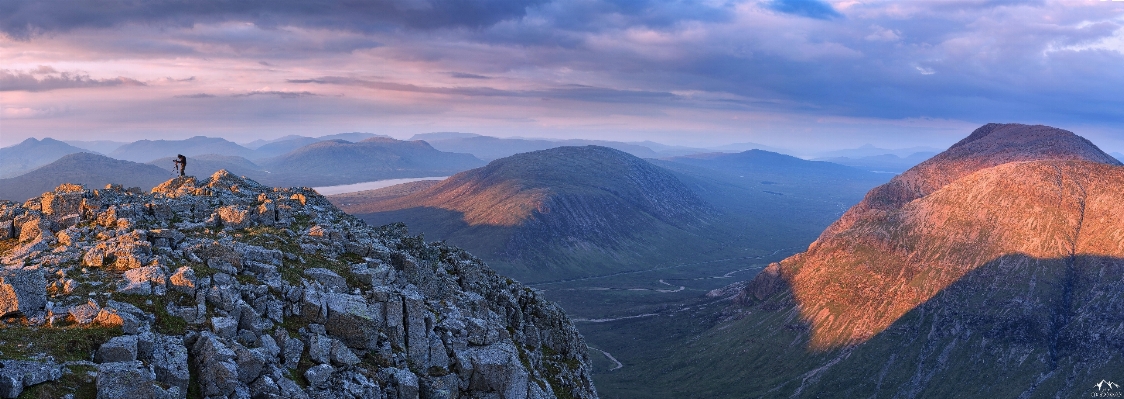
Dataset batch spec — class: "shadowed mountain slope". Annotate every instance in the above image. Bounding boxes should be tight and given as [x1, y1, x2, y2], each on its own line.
[332, 146, 717, 282]
[258, 137, 485, 187]
[110, 136, 255, 162]
[640, 123, 1124, 398]
[0, 152, 170, 201]
[0, 137, 89, 178]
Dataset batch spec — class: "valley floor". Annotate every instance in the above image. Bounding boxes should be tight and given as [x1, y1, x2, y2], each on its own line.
[530, 251, 797, 399]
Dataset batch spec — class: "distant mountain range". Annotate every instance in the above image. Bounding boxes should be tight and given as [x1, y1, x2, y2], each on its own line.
[1113, 151, 1124, 162]
[242, 132, 387, 149]
[243, 132, 390, 158]
[814, 143, 942, 158]
[63, 139, 129, 155]
[254, 137, 484, 187]
[0, 138, 89, 178]
[146, 138, 484, 187]
[705, 141, 793, 154]
[110, 136, 257, 162]
[147, 154, 269, 182]
[814, 151, 937, 173]
[0, 153, 170, 201]
[330, 146, 890, 283]
[810, 144, 943, 173]
[0, 136, 486, 201]
[639, 123, 1124, 397]
[413, 134, 714, 161]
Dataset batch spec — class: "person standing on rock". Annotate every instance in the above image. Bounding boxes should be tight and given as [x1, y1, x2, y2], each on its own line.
[173, 154, 187, 177]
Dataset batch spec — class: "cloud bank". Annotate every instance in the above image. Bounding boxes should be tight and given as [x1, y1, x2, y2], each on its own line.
[1, 0, 1122, 151]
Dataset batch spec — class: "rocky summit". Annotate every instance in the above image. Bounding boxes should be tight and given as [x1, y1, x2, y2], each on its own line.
[0, 170, 597, 399]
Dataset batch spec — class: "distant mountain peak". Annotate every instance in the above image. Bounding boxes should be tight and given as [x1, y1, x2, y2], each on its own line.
[741, 124, 1124, 352]
[835, 123, 1120, 226]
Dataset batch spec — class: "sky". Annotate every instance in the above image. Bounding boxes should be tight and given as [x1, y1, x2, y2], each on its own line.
[2, 0, 1123, 153]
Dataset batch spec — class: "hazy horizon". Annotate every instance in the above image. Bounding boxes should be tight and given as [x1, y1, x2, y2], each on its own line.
[3, 0, 1123, 154]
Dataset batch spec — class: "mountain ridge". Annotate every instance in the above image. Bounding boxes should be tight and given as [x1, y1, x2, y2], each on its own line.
[640, 123, 1124, 398]
[0, 152, 171, 201]
[332, 146, 717, 282]
[256, 138, 485, 187]
[822, 123, 1121, 240]
[0, 137, 90, 178]
[110, 136, 256, 163]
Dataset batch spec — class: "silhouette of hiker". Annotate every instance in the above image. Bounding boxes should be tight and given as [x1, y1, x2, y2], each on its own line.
[173, 154, 187, 177]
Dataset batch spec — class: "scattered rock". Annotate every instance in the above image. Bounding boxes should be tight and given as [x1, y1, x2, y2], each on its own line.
[304, 364, 334, 388]
[304, 268, 347, 292]
[211, 316, 238, 339]
[0, 360, 62, 399]
[0, 173, 598, 399]
[96, 335, 138, 363]
[0, 267, 46, 317]
[119, 266, 166, 295]
[96, 361, 181, 399]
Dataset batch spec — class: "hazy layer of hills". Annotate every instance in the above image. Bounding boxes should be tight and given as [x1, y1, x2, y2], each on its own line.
[0, 137, 486, 201]
[0, 138, 89, 178]
[147, 154, 269, 182]
[329, 146, 890, 283]
[812, 144, 941, 173]
[144, 138, 485, 188]
[631, 123, 1124, 398]
[814, 152, 936, 173]
[63, 139, 129, 155]
[110, 136, 257, 162]
[243, 132, 389, 158]
[412, 132, 712, 161]
[0, 152, 171, 201]
[254, 137, 484, 187]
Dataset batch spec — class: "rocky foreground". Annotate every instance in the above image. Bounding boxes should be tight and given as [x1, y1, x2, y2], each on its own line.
[0, 170, 597, 399]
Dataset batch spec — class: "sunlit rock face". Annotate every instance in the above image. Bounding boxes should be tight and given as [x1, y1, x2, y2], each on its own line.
[728, 124, 1124, 397]
[745, 123, 1124, 350]
[0, 170, 598, 399]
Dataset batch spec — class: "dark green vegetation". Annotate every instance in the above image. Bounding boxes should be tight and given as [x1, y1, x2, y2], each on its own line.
[331, 145, 891, 398]
[0, 152, 171, 201]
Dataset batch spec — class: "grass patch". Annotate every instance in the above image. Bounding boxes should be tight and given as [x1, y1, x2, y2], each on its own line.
[16, 364, 97, 399]
[114, 293, 189, 335]
[0, 325, 122, 362]
[189, 263, 221, 279]
[279, 316, 309, 339]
